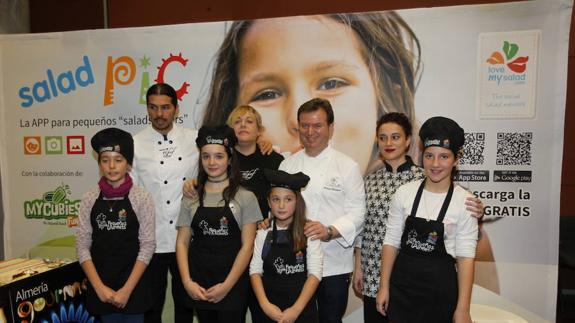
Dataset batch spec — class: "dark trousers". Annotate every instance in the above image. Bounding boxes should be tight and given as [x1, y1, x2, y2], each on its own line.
[101, 313, 145, 323]
[196, 308, 243, 323]
[316, 273, 350, 323]
[144, 253, 194, 323]
[363, 296, 389, 323]
[246, 285, 265, 323]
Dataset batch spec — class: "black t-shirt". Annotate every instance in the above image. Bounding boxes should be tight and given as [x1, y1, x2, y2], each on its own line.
[236, 147, 284, 218]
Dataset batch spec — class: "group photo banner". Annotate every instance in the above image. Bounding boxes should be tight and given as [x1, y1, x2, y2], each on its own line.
[0, 0, 572, 321]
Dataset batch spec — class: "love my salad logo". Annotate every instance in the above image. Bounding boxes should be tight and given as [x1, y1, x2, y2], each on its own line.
[485, 41, 529, 85]
[24, 183, 80, 227]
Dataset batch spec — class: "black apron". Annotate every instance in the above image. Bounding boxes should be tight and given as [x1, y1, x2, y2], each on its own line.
[261, 222, 318, 323]
[87, 191, 152, 315]
[388, 180, 458, 323]
[188, 203, 248, 310]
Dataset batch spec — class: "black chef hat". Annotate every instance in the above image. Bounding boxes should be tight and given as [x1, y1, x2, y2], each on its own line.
[195, 125, 237, 154]
[419, 116, 465, 156]
[264, 169, 310, 192]
[91, 128, 134, 165]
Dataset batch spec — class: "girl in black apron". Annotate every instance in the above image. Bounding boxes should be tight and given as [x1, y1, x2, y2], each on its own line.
[175, 125, 259, 323]
[76, 128, 155, 323]
[250, 170, 321, 323]
[377, 117, 478, 323]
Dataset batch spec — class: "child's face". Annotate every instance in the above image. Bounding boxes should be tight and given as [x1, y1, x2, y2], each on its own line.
[237, 16, 378, 170]
[231, 111, 260, 145]
[422, 146, 457, 187]
[268, 187, 297, 226]
[201, 144, 229, 180]
[99, 151, 130, 187]
[377, 122, 410, 164]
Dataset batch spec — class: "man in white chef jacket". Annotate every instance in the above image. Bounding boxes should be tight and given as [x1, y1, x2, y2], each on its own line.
[279, 98, 365, 323]
[131, 83, 198, 323]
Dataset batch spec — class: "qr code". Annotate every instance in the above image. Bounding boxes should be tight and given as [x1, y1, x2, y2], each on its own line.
[460, 133, 485, 165]
[496, 132, 532, 165]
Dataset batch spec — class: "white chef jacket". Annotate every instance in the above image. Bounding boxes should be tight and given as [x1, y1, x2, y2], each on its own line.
[131, 124, 198, 253]
[279, 146, 365, 277]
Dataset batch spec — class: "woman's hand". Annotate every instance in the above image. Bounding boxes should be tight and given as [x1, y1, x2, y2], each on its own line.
[112, 286, 132, 308]
[256, 137, 274, 155]
[465, 196, 484, 219]
[182, 179, 198, 200]
[258, 217, 271, 230]
[205, 283, 231, 303]
[375, 286, 389, 316]
[279, 306, 301, 323]
[94, 284, 115, 303]
[183, 280, 208, 301]
[352, 267, 364, 298]
[261, 301, 283, 322]
[453, 308, 472, 323]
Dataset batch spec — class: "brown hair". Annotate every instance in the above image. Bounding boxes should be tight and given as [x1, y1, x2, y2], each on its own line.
[202, 12, 422, 169]
[269, 188, 308, 252]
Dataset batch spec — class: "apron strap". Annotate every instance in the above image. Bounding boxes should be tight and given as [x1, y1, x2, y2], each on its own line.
[409, 179, 454, 222]
[436, 182, 454, 223]
[409, 180, 426, 218]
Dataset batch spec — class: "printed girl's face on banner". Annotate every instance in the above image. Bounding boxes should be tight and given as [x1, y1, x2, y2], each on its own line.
[237, 16, 378, 169]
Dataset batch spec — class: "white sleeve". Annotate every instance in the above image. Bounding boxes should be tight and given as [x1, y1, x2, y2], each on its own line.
[455, 192, 479, 258]
[331, 163, 366, 248]
[383, 185, 408, 249]
[306, 237, 323, 281]
[249, 229, 268, 275]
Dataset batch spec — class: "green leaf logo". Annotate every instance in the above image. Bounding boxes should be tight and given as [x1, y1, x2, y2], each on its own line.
[503, 41, 519, 60]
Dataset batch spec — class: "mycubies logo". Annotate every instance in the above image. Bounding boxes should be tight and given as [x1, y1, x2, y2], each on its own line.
[486, 41, 529, 85]
[18, 53, 191, 108]
[24, 183, 80, 227]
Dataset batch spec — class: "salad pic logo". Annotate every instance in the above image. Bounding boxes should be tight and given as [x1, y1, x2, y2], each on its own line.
[486, 41, 529, 85]
[24, 183, 80, 226]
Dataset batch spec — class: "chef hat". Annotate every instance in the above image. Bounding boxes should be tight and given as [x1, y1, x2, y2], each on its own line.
[419, 116, 465, 156]
[265, 169, 310, 192]
[90, 128, 134, 165]
[195, 125, 237, 154]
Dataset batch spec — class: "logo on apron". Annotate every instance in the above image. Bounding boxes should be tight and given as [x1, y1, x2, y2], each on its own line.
[405, 230, 436, 252]
[273, 257, 305, 275]
[199, 219, 229, 236]
[95, 213, 127, 231]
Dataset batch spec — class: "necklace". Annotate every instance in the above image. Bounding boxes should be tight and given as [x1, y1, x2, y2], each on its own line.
[207, 176, 228, 183]
[422, 190, 443, 222]
[106, 200, 117, 212]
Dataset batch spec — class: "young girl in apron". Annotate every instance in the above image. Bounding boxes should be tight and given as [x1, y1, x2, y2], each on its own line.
[76, 128, 155, 323]
[250, 169, 323, 323]
[377, 117, 478, 323]
[175, 125, 260, 323]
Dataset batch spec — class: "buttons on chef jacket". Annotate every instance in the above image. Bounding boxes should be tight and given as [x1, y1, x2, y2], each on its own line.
[164, 180, 168, 184]
[169, 220, 173, 224]
[178, 157, 182, 161]
[183, 177, 186, 181]
[160, 161, 164, 165]
[169, 140, 173, 144]
[167, 200, 171, 204]
[158, 141, 162, 145]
